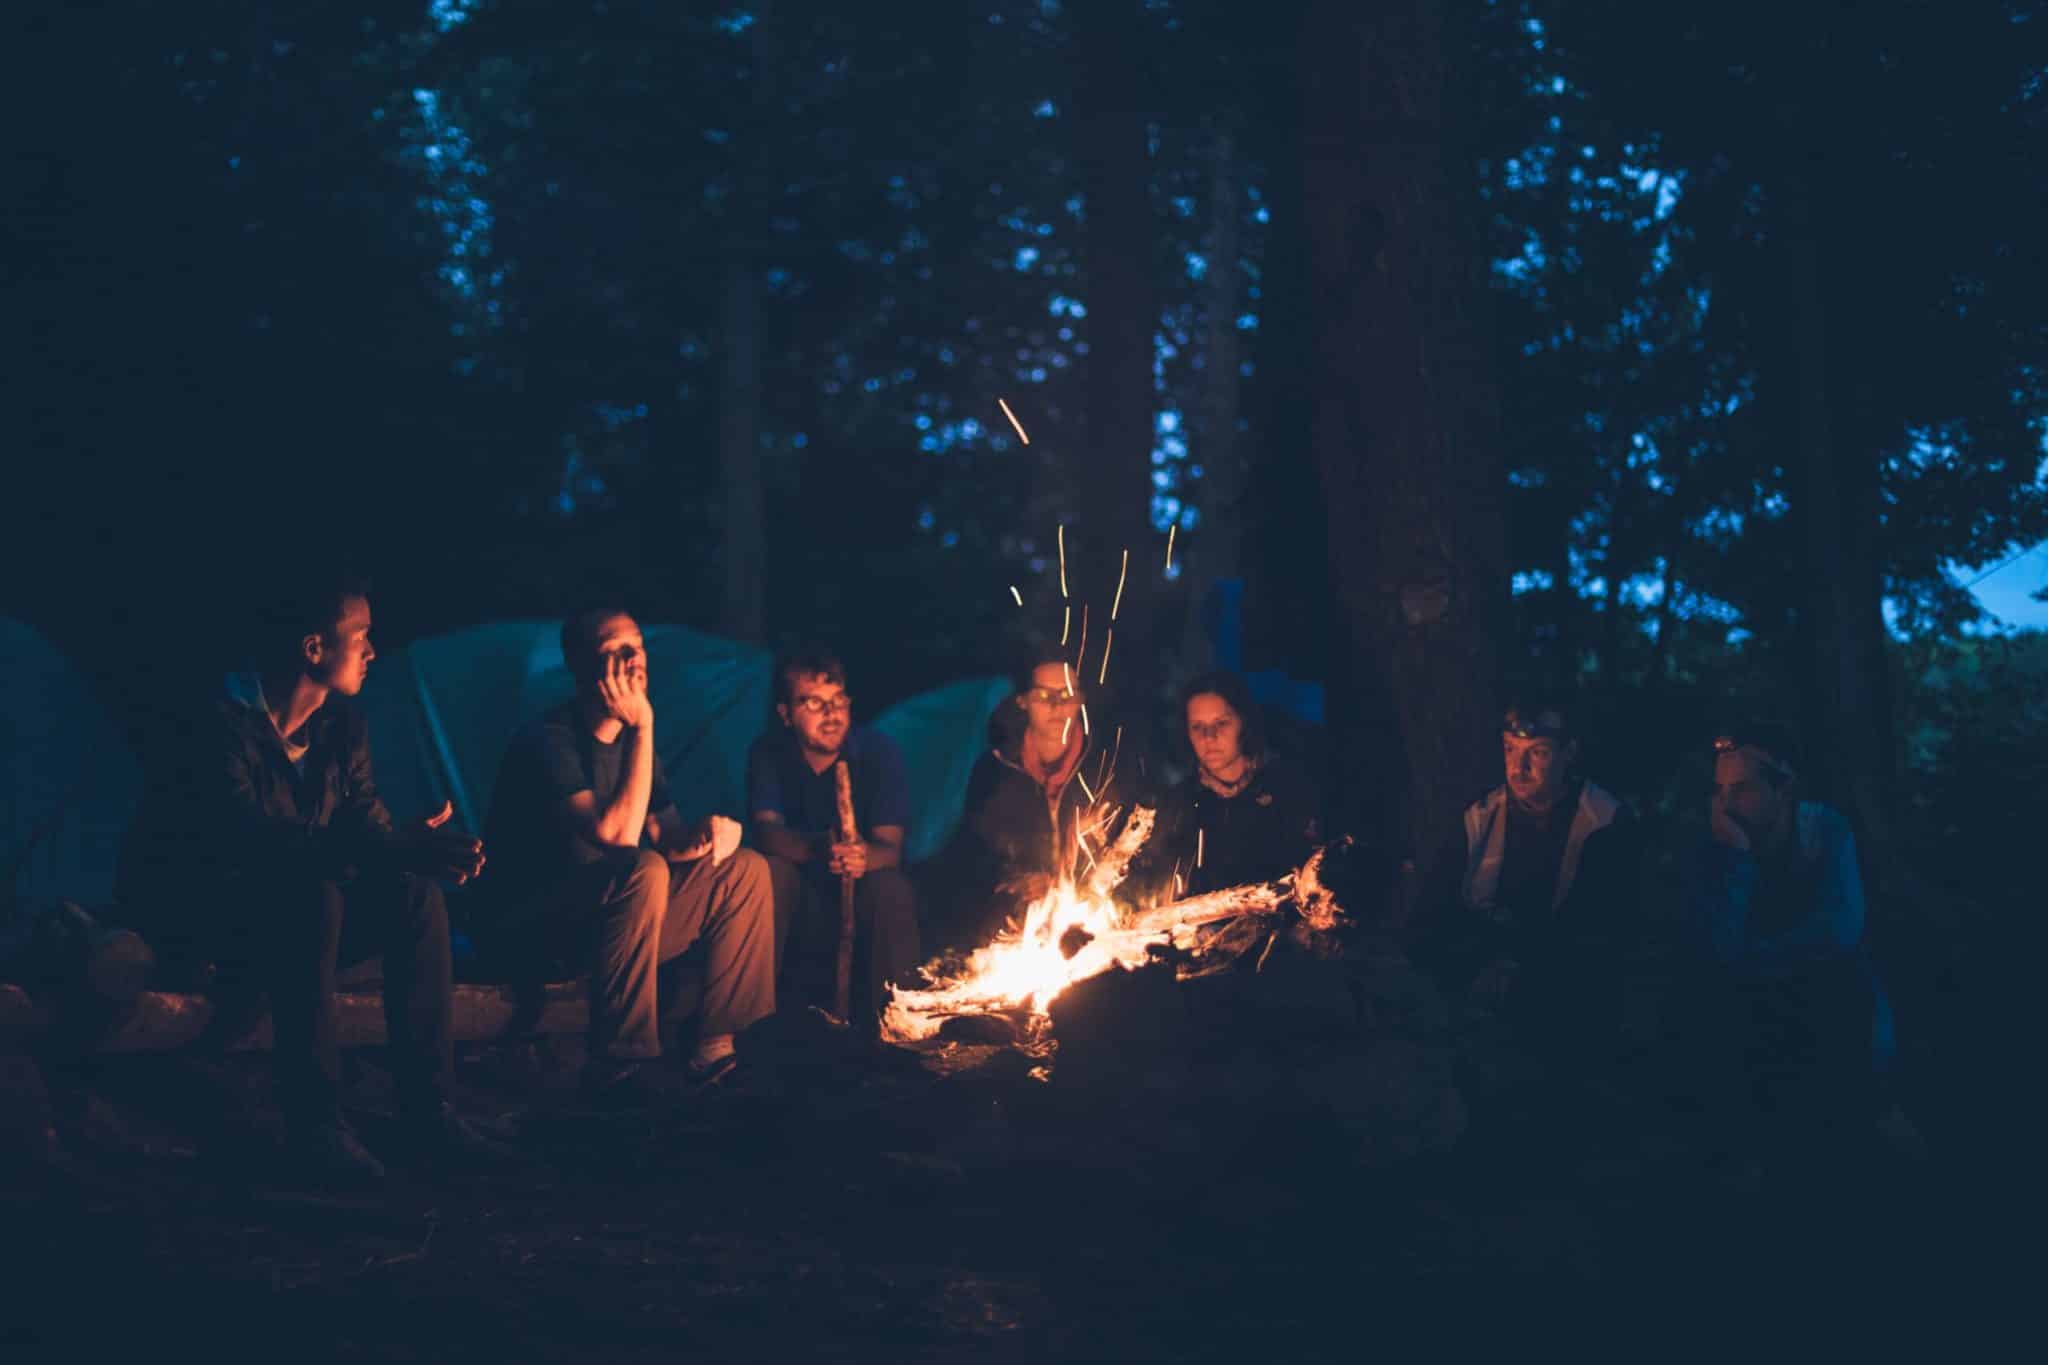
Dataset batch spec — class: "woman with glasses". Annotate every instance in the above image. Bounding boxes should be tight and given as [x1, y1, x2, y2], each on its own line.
[936, 645, 1112, 946]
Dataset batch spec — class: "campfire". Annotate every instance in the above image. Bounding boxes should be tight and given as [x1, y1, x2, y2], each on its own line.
[881, 805, 1351, 1047]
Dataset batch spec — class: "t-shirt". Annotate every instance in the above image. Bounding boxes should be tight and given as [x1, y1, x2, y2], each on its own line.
[745, 725, 910, 847]
[479, 702, 674, 892]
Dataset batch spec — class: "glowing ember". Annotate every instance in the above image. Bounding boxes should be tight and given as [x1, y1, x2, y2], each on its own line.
[1009, 584, 1023, 606]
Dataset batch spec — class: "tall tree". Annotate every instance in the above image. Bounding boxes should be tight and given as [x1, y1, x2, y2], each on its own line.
[1301, 0, 1509, 866]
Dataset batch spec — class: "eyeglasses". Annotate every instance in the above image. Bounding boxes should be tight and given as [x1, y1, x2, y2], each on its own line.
[1023, 686, 1083, 707]
[792, 695, 852, 717]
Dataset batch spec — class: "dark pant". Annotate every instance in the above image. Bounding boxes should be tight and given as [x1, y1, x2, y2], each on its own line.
[478, 848, 777, 1059]
[185, 871, 454, 1130]
[765, 856, 921, 1028]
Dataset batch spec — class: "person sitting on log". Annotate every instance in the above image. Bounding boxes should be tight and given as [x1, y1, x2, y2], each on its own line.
[1678, 722, 1895, 1165]
[746, 644, 919, 1032]
[930, 644, 1105, 946]
[1132, 670, 1323, 903]
[1412, 696, 1639, 1044]
[116, 570, 497, 1185]
[469, 608, 775, 1100]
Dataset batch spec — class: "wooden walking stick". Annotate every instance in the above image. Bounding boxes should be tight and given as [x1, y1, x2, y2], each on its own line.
[832, 760, 858, 1024]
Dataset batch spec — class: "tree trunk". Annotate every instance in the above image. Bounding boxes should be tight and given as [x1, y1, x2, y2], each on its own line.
[1776, 159, 1900, 892]
[1301, 0, 1507, 867]
[1181, 117, 1246, 672]
[716, 3, 776, 644]
[718, 261, 766, 641]
[1074, 2, 1159, 688]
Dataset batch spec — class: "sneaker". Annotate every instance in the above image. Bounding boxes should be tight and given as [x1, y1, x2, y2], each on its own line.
[286, 1120, 386, 1186]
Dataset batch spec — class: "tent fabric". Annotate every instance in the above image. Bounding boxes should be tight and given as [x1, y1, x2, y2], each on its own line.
[2, 619, 139, 949]
[353, 622, 1007, 866]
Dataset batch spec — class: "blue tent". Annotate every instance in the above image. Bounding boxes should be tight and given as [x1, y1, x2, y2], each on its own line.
[354, 622, 1006, 864]
[2, 619, 140, 950]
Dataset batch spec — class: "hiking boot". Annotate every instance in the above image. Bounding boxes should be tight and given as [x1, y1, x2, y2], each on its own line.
[579, 1057, 667, 1109]
[684, 1051, 740, 1090]
[286, 1120, 386, 1187]
[401, 1102, 520, 1169]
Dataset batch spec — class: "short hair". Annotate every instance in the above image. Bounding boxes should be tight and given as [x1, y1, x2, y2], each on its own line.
[560, 605, 634, 679]
[1502, 695, 1574, 742]
[774, 644, 847, 706]
[1713, 719, 1800, 785]
[1180, 670, 1268, 762]
[257, 567, 372, 661]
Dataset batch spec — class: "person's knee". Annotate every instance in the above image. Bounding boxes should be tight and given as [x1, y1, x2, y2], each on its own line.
[401, 874, 449, 931]
[723, 847, 771, 898]
[764, 852, 803, 909]
[857, 867, 918, 922]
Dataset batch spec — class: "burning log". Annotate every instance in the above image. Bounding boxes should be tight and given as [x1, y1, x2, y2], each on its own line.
[880, 825, 1354, 1047]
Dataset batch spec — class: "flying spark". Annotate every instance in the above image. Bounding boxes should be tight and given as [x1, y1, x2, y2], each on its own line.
[1074, 603, 1089, 675]
[1196, 827, 1205, 869]
[1080, 703, 1091, 736]
[997, 397, 1030, 445]
[1058, 524, 1068, 598]
[1097, 629, 1113, 685]
[1061, 604, 1071, 645]
[1165, 523, 1176, 573]
[1111, 549, 1129, 619]
[1009, 585, 1023, 606]
[1061, 715, 1073, 746]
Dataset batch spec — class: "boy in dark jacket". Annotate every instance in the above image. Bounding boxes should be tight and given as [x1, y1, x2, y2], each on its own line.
[119, 574, 492, 1184]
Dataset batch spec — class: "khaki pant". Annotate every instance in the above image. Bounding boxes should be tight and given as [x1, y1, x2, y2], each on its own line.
[480, 847, 776, 1059]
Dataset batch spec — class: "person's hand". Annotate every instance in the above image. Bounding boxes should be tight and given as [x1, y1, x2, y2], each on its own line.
[401, 800, 486, 884]
[597, 652, 654, 729]
[1709, 793, 1750, 851]
[685, 814, 743, 865]
[828, 839, 869, 879]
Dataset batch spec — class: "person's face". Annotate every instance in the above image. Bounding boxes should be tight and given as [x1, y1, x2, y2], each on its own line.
[1016, 662, 1082, 745]
[1186, 692, 1246, 780]
[585, 614, 647, 695]
[1713, 748, 1787, 842]
[306, 595, 376, 697]
[779, 671, 851, 755]
[1503, 731, 1574, 807]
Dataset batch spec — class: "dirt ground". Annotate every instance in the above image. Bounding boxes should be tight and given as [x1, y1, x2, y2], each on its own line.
[0, 975, 1983, 1360]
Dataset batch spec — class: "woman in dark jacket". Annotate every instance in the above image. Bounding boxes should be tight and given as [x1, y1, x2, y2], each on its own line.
[1137, 671, 1323, 902]
[933, 647, 1124, 944]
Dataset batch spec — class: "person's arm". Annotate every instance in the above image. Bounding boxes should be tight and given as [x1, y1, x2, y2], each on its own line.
[750, 810, 822, 864]
[1746, 812, 1865, 966]
[832, 737, 912, 877]
[568, 720, 656, 850]
[571, 654, 657, 849]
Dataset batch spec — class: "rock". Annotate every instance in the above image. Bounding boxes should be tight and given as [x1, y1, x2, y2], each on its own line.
[937, 1013, 1022, 1045]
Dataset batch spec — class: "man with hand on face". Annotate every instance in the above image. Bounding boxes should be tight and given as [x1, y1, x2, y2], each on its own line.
[118, 572, 495, 1185]
[473, 609, 775, 1099]
[1684, 723, 1894, 1152]
[746, 646, 919, 1031]
[1414, 698, 1637, 1034]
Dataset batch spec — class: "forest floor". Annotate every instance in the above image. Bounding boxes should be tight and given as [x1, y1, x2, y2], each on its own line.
[0, 959, 1984, 1360]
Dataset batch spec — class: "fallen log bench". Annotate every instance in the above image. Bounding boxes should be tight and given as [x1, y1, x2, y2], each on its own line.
[0, 977, 605, 1054]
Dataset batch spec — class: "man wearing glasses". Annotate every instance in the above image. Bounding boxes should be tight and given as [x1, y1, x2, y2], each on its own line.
[746, 645, 919, 1032]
